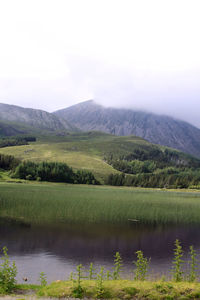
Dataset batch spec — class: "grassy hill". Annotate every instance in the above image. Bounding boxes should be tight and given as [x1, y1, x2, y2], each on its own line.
[0, 132, 120, 182]
[0, 131, 199, 184]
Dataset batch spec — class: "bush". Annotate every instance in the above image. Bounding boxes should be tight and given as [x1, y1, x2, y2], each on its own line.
[26, 174, 33, 180]
[0, 154, 20, 170]
[0, 247, 17, 293]
[172, 240, 184, 282]
[133, 250, 150, 281]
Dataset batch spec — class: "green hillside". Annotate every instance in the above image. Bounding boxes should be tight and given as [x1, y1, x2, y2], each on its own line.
[0, 132, 119, 182]
[0, 131, 199, 184]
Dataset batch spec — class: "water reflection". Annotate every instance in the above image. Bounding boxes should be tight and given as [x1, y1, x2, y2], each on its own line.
[0, 223, 200, 283]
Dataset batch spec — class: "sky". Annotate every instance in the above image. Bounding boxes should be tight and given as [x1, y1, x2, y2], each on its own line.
[0, 0, 200, 127]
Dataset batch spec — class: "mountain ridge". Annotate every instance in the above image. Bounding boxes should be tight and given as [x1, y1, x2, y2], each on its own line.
[54, 100, 200, 158]
[0, 103, 76, 133]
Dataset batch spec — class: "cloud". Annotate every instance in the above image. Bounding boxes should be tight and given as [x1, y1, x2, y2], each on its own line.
[64, 57, 200, 128]
[0, 0, 200, 127]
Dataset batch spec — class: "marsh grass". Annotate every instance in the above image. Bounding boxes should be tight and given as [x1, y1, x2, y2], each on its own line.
[1, 182, 200, 225]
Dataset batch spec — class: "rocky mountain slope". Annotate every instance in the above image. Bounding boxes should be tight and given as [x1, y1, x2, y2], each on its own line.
[0, 120, 27, 136]
[54, 100, 200, 158]
[0, 103, 76, 133]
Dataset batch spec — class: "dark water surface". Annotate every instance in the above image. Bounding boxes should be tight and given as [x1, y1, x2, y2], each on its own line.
[1, 223, 200, 283]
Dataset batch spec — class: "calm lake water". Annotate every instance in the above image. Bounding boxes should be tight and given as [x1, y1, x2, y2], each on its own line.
[1, 222, 200, 284]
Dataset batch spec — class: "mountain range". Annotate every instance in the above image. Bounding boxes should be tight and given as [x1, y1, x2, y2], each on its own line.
[1, 100, 200, 158]
[54, 100, 200, 158]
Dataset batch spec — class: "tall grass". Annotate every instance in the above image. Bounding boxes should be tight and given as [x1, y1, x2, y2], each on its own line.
[1, 183, 200, 225]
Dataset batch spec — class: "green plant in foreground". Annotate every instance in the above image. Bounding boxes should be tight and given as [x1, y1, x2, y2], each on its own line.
[106, 270, 112, 280]
[0, 246, 17, 293]
[172, 239, 184, 282]
[133, 250, 150, 281]
[72, 264, 84, 298]
[69, 271, 74, 281]
[113, 251, 123, 280]
[38, 272, 47, 287]
[96, 267, 106, 299]
[89, 263, 96, 280]
[188, 245, 198, 282]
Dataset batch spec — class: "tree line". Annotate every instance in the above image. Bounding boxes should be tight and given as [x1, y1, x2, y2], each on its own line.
[0, 154, 20, 170]
[105, 147, 200, 189]
[105, 147, 200, 170]
[13, 161, 99, 185]
[0, 136, 36, 148]
[0, 154, 99, 185]
[107, 170, 200, 189]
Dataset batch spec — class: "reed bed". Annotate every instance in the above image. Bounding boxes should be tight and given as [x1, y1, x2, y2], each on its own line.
[1, 182, 200, 225]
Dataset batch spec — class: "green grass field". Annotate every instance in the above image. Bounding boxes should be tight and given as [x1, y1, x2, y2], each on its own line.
[0, 132, 170, 183]
[1, 182, 200, 226]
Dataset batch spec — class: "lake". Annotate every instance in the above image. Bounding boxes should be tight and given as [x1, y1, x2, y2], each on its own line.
[1, 222, 200, 284]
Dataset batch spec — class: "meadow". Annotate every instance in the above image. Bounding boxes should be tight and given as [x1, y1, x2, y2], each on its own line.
[0, 142, 115, 182]
[0, 132, 167, 183]
[1, 182, 200, 226]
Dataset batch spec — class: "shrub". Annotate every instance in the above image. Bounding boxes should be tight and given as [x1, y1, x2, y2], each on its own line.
[39, 272, 47, 287]
[188, 245, 198, 282]
[72, 264, 84, 298]
[133, 250, 150, 281]
[0, 247, 17, 293]
[96, 267, 106, 299]
[88, 263, 96, 280]
[113, 252, 123, 280]
[172, 239, 184, 282]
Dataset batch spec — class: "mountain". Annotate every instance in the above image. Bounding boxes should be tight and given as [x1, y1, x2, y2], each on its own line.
[0, 103, 76, 134]
[54, 100, 200, 158]
[0, 120, 27, 137]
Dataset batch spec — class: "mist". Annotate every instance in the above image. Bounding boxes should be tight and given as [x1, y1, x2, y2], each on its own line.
[0, 0, 200, 127]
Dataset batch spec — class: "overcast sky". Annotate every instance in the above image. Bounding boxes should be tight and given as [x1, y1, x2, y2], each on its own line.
[0, 0, 200, 127]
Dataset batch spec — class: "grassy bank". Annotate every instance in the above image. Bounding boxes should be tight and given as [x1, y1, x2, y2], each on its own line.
[1, 182, 200, 225]
[14, 280, 200, 299]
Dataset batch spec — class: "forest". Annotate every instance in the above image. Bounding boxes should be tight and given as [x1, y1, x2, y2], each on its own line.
[105, 147, 200, 188]
[0, 154, 99, 185]
[0, 136, 36, 148]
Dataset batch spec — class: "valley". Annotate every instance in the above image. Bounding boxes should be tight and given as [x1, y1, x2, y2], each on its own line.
[1, 102, 200, 296]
